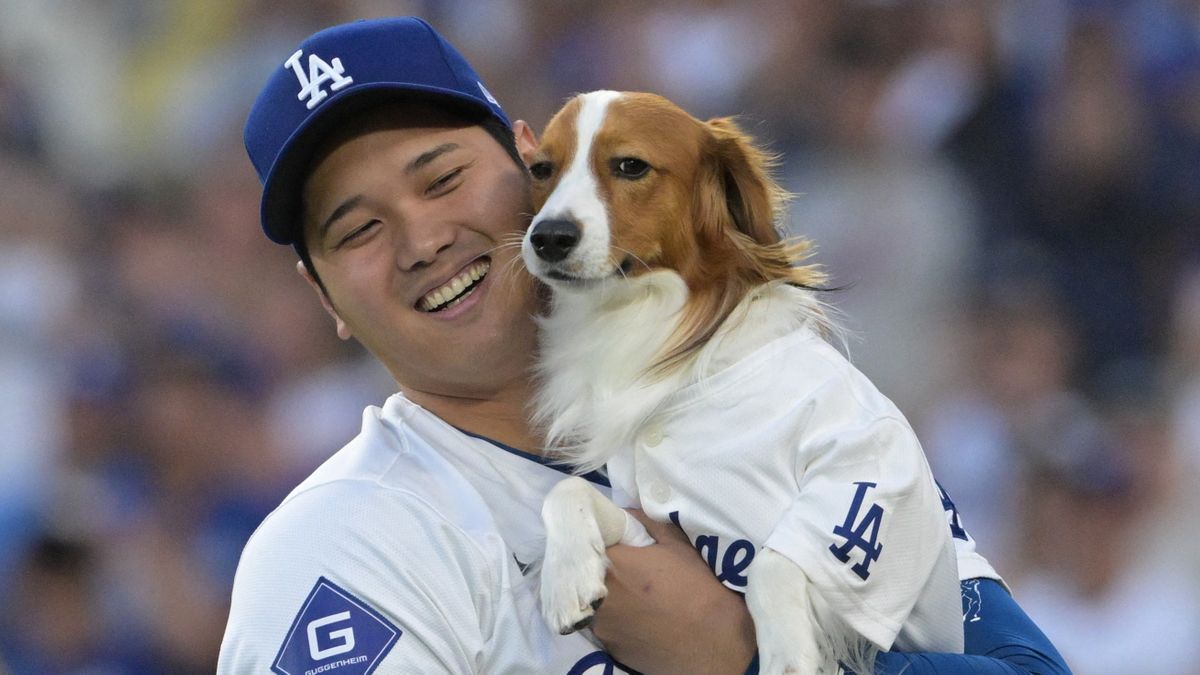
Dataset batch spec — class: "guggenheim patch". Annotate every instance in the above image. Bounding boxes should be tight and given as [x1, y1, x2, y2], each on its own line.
[272, 577, 401, 675]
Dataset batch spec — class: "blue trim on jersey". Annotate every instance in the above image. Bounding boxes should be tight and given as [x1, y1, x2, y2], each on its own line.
[456, 428, 612, 488]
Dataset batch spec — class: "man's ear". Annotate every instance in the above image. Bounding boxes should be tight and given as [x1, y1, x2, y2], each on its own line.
[513, 120, 538, 165]
[296, 260, 352, 340]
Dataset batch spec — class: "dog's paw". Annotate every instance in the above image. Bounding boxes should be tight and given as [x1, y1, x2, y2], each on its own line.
[746, 548, 839, 675]
[540, 538, 609, 634]
[756, 630, 825, 675]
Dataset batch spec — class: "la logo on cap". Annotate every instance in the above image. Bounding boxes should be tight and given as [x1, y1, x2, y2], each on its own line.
[285, 49, 354, 110]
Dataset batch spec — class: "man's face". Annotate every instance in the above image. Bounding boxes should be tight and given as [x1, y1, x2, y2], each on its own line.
[300, 104, 540, 400]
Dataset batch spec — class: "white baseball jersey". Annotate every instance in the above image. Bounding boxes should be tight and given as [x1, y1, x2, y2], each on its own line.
[218, 386, 1001, 674]
[217, 394, 630, 675]
[604, 325, 966, 653]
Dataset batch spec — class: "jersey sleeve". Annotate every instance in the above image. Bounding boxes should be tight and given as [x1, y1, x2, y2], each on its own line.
[936, 481, 1007, 587]
[217, 480, 501, 675]
[762, 416, 961, 652]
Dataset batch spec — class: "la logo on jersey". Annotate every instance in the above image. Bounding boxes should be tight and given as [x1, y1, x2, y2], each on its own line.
[828, 481, 885, 581]
[272, 577, 401, 675]
[285, 49, 354, 110]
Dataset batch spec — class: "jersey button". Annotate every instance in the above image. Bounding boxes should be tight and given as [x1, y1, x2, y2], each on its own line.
[649, 480, 672, 502]
[642, 425, 665, 447]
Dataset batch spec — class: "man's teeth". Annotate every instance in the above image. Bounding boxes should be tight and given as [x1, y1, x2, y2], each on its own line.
[419, 260, 490, 312]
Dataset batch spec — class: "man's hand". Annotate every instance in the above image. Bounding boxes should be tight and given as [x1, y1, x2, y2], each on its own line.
[591, 511, 756, 675]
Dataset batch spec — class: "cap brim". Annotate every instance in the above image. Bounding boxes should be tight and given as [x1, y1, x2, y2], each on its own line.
[260, 83, 499, 246]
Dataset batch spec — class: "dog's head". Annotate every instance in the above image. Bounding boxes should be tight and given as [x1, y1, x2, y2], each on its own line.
[521, 91, 823, 364]
[522, 90, 819, 288]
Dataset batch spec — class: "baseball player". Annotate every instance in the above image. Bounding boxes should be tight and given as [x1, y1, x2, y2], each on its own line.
[220, 16, 1070, 675]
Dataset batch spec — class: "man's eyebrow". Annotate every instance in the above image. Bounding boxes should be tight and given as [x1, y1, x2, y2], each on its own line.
[407, 143, 460, 174]
[318, 194, 364, 240]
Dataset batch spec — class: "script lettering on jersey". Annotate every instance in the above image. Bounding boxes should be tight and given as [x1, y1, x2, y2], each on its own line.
[285, 49, 354, 110]
[828, 481, 885, 580]
[668, 510, 756, 591]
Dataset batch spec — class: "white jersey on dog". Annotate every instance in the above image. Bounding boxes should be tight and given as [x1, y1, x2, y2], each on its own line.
[605, 323, 964, 653]
[218, 394, 630, 675]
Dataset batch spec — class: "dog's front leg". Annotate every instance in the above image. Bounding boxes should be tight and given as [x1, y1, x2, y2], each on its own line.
[745, 548, 836, 675]
[540, 476, 655, 634]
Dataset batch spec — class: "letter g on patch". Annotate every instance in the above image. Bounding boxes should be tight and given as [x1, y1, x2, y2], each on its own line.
[308, 611, 356, 660]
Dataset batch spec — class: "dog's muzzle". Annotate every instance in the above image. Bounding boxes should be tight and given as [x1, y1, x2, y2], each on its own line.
[529, 219, 581, 263]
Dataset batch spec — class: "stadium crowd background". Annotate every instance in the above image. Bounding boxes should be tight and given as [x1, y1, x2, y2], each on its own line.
[1, 1, 1198, 673]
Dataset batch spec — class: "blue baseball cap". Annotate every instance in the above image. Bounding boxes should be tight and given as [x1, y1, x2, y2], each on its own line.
[244, 17, 511, 245]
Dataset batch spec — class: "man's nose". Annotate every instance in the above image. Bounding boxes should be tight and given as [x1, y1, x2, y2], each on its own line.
[528, 219, 580, 263]
[395, 218, 457, 270]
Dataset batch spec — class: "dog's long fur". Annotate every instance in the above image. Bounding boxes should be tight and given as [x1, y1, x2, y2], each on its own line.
[524, 91, 870, 674]
[527, 95, 831, 473]
[533, 274, 830, 474]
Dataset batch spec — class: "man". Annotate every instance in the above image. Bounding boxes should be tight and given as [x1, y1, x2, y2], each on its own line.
[221, 16, 1069, 674]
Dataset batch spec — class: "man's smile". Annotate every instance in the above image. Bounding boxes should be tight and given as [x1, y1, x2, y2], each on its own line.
[417, 258, 491, 312]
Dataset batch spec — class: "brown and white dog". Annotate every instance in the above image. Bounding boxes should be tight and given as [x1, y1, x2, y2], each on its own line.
[522, 91, 961, 674]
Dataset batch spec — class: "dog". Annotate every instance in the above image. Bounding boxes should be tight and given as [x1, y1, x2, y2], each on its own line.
[522, 90, 963, 674]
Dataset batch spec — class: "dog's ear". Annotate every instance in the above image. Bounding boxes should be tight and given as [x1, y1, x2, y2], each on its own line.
[695, 117, 785, 246]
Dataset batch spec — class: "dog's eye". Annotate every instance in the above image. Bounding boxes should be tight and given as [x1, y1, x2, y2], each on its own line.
[529, 161, 554, 181]
[612, 157, 650, 179]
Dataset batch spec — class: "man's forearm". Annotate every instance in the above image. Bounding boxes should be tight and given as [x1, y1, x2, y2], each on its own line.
[865, 579, 1070, 675]
[741, 579, 1071, 675]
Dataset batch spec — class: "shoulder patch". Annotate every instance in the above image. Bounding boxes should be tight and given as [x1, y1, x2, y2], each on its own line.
[272, 576, 402, 675]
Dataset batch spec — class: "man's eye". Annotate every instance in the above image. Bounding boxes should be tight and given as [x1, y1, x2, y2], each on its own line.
[427, 167, 464, 195]
[612, 157, 650, 179]
[529, 161, 554, 181]
[338, 220, 378, 247]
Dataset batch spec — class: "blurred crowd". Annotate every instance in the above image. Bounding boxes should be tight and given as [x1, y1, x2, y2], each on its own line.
[0, 1, 1197, 673]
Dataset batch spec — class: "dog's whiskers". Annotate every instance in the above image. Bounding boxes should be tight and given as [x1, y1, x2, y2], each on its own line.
[497, 255, 525, 294]
[479, 238, 523, 259]
[612, 246, 652, 276]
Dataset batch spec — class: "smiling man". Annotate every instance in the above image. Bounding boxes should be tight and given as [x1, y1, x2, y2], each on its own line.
[220, 16, 1070, 675]
[298, 103, 542, 444]
[220, 17, 754, 675]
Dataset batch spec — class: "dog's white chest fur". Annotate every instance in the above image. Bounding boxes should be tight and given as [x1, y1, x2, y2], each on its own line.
[532, 273, 818, 473]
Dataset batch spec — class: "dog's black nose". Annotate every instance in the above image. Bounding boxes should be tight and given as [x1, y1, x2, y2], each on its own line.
[529, 219, 580, 263]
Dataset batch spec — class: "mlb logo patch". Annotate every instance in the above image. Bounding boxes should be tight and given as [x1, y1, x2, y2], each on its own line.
[272, 577, 401, 675]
